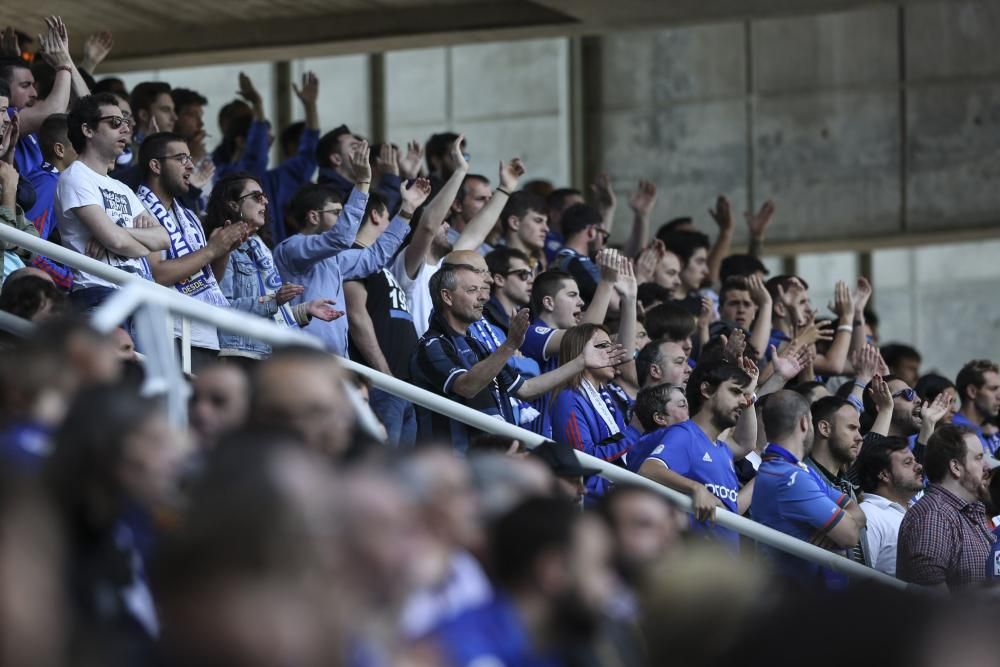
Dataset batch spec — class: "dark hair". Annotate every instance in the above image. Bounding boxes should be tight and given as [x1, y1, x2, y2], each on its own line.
[499, 191, 547, 233]
[29, 61, 55, 100]
[644, 302, 695, 341]
[637, 282, 672, 310]
[719, 254, 768, 283]
[761, 390, 811, 443]
[91, 77, 128, 96]
[315, 124, 353, 169]
[635, 339, 665, 388]
[924, 424, 975, 484]
[67, 92, 120, 153]
[956, 359, 999, 406]
[287, 183, 343, 233]
[915, 373, 956, 403]
[362, 190, 388, 224]
[718, 276, 752, 309]
[138, 131, 186, 181]
[855, 436, 912, 493]
[485, 247, 532, 279]
[635, 382, 683, 432]
[425, 131, 460, 173]
[0, 56, 29, 87]
[37, 113, 70, 161]
[280, 121, 305, 158]
[659, 230, 710, 267]
[0, 78, 8, 100]
[861, 374, 902, 418]
[546, 188, 582, 215]
[560, 203, 602, 238]
[530, 270, 575, 317]
[793, 380, 826, 400]
[204, 172, 265, 236]
[656, 217, 693, 237]
[864, 307, 879, 328]
[171, 87, 207, 113]
[881, 343, 922, 369]
[429, 265, 461, 313]
[686, 360, 751, 417]
[490, 496, 580, 588]
[0, 275, 66, 320]
[810, 396, 852, 436]
[765, 275, 810, 302]
[129, 81, 171, 115]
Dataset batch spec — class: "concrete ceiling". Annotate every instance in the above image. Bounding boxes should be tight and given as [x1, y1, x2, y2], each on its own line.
[2, 0, 921, 70]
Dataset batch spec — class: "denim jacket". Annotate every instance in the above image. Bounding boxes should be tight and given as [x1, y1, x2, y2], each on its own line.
[217, 241, 280, 359]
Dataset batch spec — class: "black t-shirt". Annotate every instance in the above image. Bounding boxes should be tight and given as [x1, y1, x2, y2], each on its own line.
[347, 264, 418, 380]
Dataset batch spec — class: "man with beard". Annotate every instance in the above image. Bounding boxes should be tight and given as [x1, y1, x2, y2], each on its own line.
[855, 437, 925, 576]
[429, 497, 617, 667]
[897, 424, 995, 589]
[636, 359, 758, 551]
[552, 203, 608, 307]
[805, 396, 869, 566]
[751, 390, 865, 587]
[138, 132, 246, 370]
[954, 359, 1000, 455]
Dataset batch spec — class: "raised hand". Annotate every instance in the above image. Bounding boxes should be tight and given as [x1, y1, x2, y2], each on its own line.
[208, 221, 248, 255]
[582, 338, 629, 370]
[82, 30, 113, 72]
[590, 173, 616, 213]
[723, 329, 747, 361]
[696, 296, 716, 332]
[398, 139, 424, 180]
[237, 72, 263, 106]
[921, 391, 953, 432]
[628, 180, 657, 218]
[613, 257, 638, 299]
[189, 159, 215, 190]
[499, 157, 525, 191]
[794, 321, 834, 347]
[38, 16, 72, 67]
[375, 143, 399, 177]
[853, 276, 872, 314]
[275, 283, 305, 305]
[0, 27, 19, 58]
[305, 299, 344, 322]
[875, 349, 890, 377]
[597, 248, 620, 283]
[851, 343, 880, 384]
[0, 113, 19, 163]
[739, 355, 760, 387]
[773, 343, 808, 380]
[292, 71, 319, 106]
[505, 308, 531, 349]
[869, 375, 893, 413]
[347, 140, 372, 184]
[708, 195, 733, 231]
[746, 273, 771, 307]
[634, 243, 659, 285]
[746, 200, 776, 238]
[828, 280, 854, 321]
[400, 177, 432, 214]
[0, 161, 19, 199]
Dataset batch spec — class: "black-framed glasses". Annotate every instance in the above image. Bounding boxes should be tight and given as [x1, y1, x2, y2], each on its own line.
[590, 225, 610, 240]
[97, 115, 134, 130]
[505, 269, 533, 281]
[892, 388, 917, 401]
[236, 191, 268, 204]
[154, 153, 194, 165]
[317, 208, 343, 216]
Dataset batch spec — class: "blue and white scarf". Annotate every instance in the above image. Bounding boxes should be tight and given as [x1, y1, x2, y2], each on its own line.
[243, 235, 298, 328]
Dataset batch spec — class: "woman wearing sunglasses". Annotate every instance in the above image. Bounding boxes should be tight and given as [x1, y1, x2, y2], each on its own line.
[204, 172, 342, 365]
[549, 323, 638, 503]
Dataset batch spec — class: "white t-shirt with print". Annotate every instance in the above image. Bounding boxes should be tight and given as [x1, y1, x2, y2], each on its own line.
[56, 160, 151, 291]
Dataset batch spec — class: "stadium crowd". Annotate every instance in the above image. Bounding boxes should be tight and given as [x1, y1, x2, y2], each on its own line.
[0, 14, 998, 667]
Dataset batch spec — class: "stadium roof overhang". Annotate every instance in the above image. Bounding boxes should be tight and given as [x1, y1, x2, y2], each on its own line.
[2, 0, 918, 71]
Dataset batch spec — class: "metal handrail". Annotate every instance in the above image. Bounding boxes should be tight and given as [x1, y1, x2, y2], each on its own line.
[0, 223, 906, 589]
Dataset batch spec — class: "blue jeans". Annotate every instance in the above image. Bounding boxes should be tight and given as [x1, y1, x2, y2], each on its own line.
[369, 388, 416, 448]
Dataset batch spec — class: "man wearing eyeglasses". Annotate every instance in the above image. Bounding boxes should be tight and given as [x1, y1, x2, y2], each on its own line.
[552, 202, 610, 307]
[136, 131, 247, 372]
[56, 93, 169, 313]
[483, 247, 534, 337]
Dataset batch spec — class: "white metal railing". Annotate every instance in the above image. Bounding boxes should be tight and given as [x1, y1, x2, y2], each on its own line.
[0, 224, 906, 589]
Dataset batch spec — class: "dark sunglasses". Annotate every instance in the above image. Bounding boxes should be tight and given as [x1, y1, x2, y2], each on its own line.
[892, 388, 917, 401]
[97, 115, 134, 130]
[505, 269, 533, 281]
[237, 191, 268, 204]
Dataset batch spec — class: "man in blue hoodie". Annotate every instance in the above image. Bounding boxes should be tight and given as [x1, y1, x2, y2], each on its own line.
[274, 142, 432, 358]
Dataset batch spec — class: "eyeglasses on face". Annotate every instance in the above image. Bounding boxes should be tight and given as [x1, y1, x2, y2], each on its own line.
[154, 153, 194, 165]
[317, 208, 343, 216]
[97, 115, 134, 130]
[236, 191, 268, 204]
[505, 269, 533, 281]
[892, 388, 917, 402]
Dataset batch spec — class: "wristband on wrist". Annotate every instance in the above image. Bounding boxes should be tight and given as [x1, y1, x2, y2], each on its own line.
[54, 65, 72, 74]
[356, 180, 370, 185]
[398, 209, 414, 220]
[853, 379, 868, 389]
[836, 324, 852, 333]
[496, 187, 511, 196]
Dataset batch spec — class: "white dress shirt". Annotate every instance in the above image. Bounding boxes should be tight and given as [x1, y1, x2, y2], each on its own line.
[860, 492, 908, 577]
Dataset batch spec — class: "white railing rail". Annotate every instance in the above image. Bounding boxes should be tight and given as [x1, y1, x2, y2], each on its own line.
[0, 224, 906, 589]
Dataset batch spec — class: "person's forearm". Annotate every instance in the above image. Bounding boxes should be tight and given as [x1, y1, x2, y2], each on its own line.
[848, 313, 866, 365]
[128, 226, 170, 252]
[582, 281, 613, 325]
[210, 252, 231, 283]
[454, 181, 506, 252]
[748, 303, 772, 360]
[623, 213, 649, 259]
[639, 461, 704, 497]
[730, 400, 757, 458]
[844, 500, 867, 528]
[150, 246, 219, 286]
[748, 235, 764, 257]
[345, 284, 392, 375]
[617, 295, 639, 387]
[518, 356, 585, 401]
[70, 63, 91, 98]
[870, 406, 893, 437]
[0, 185, 15, 210]
[814, 326, 852, 375]
[737, 477, 756, 515]
[304, 102, 319, 131]
[600, 203, 617, 235]
[422, 164, 467, 236]
[757, 370, 788, 398]
[451, 344, 516, 399]
[17, 70, 72, 136]
[706, 227, 733, 287]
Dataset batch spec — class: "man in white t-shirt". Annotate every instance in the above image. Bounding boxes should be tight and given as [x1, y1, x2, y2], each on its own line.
[137, 131, 248, 372]
[57, 93, 169, 313]
[404, 134, 525, 336]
